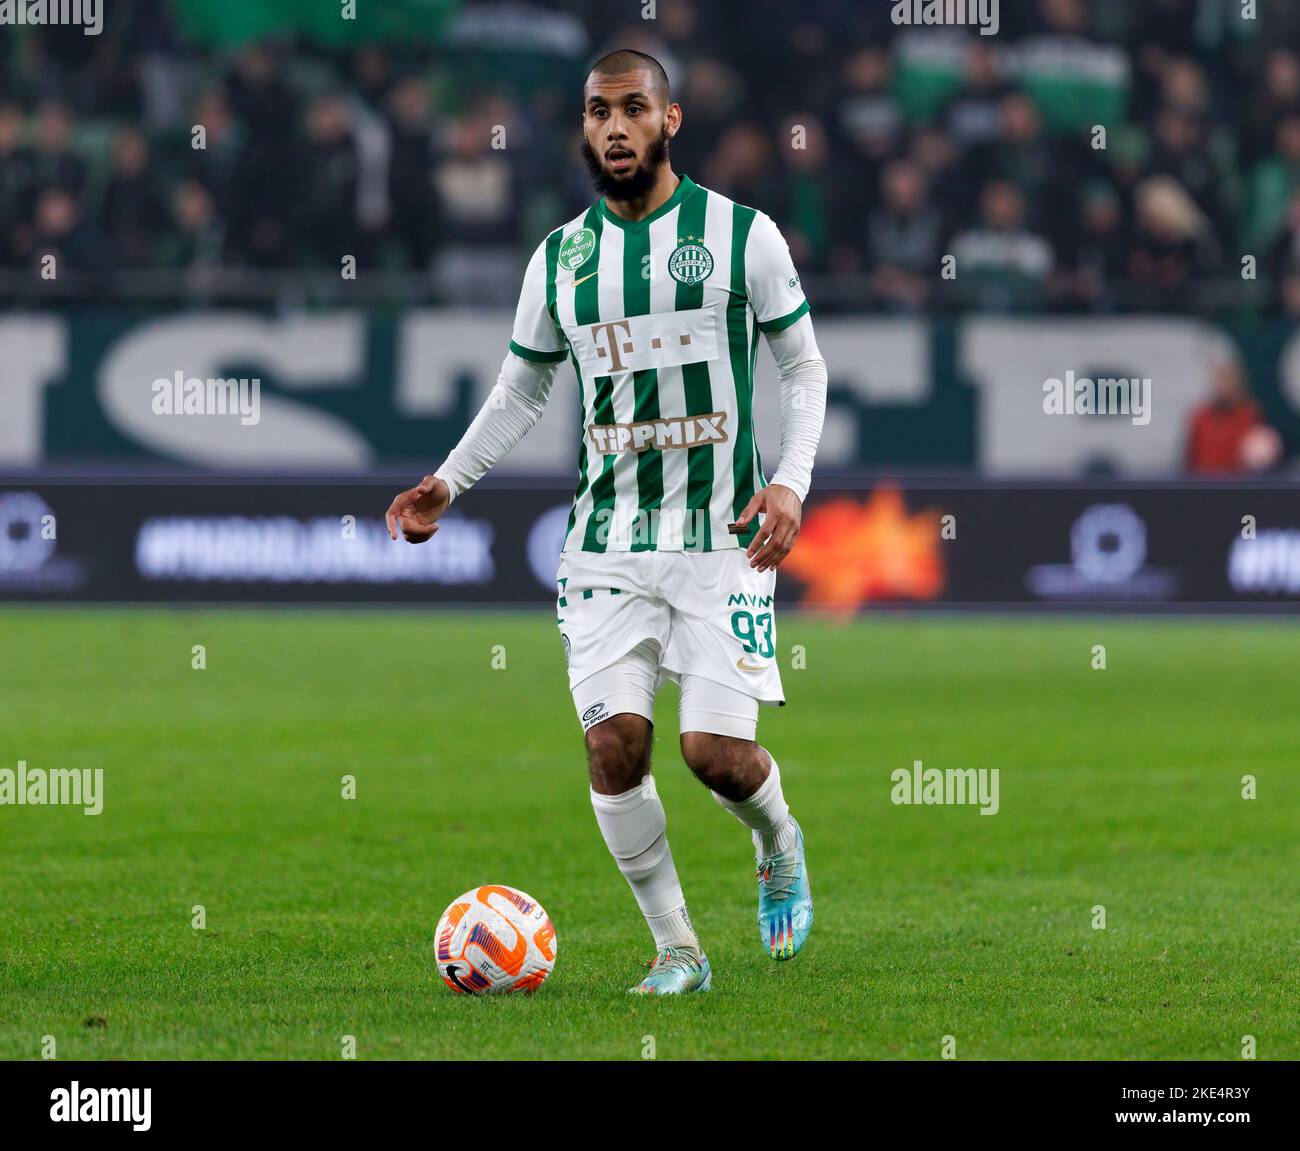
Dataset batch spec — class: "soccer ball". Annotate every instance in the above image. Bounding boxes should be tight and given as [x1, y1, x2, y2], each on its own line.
[435, 884, 557, 994]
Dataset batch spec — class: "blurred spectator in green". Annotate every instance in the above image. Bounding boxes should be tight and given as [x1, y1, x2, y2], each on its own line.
[158, 179, 225, 270]
[776, 113, 834, 274]
[102, 128, 168, 267]
[1061, 181, 1129, 312]
[188, 87, 245, 232]
[942, 41, 1011, 150]
[837, 47, 902, 168]
[0, 103, 37, 268]
[28, 187, 98, 272]
[1243, 49, 1300, 166]
[703, 121, 784, 218]
[386, 77, 438, 270]
[1246, 113, 1300, 250]
[1269, 188, 1300, 315]
[299, 94, 361, 264]
[950, 180, 1054, 311]
[32, 101, 85, 198]
[869, 158, 941, 311]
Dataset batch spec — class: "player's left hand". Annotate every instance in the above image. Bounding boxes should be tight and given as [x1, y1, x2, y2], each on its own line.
[734, 484, 801, 572]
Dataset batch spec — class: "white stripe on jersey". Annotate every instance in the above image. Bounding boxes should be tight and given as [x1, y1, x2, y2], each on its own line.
[702, 194, 740, 549]
[554, 219, 595, 550]
[648, 208, 687, 550]
[595, 225, 641, 550]
[749, 308, 766, 500]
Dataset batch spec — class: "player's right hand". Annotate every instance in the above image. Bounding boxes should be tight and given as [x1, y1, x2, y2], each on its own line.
[385, 474, 450, 543]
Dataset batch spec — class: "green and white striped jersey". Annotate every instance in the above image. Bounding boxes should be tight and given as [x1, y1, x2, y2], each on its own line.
[509, 174, 810, 553]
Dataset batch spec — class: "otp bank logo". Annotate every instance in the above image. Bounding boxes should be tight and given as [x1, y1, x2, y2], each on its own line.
[781, 486, 946, 613]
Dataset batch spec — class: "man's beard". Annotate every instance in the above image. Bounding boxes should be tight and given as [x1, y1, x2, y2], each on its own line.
[581, 127, 670, 200]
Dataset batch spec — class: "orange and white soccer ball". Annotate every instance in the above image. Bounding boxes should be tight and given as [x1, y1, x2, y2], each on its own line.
[435, 885, 557, 994]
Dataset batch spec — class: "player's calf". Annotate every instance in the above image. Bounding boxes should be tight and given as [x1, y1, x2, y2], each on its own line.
[681, 730, 813, 961]
[579, 667, 702, 979]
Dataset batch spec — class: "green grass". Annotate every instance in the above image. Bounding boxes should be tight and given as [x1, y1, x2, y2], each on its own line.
[0, 609, 1296, 1060]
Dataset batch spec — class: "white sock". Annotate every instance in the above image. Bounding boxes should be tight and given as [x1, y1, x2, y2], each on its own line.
[712, 753, 797, 859]
[590, 777, 699, 952]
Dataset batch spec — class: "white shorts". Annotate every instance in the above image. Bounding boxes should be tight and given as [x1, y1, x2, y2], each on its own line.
[556, 548, 785, 738]
[572, 639, 764, 740]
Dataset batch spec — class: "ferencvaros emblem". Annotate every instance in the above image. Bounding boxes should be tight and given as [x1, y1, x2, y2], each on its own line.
[559, 228, 596, 273]
[668, 236, 713, 284]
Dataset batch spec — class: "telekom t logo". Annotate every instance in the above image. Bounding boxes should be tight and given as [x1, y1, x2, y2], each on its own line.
[590, 320, 634, 371]
[591, 319, 695, 372]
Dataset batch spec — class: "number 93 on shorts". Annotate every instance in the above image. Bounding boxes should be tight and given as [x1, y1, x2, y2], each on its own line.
[554, 547, 786, 717]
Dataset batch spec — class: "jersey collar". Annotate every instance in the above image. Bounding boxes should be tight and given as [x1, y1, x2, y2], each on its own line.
[598, 173, 697, 232]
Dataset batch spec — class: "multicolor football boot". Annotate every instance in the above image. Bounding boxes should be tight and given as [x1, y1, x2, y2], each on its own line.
[627, 945, 713, 995]
[756, 818, 812, 960]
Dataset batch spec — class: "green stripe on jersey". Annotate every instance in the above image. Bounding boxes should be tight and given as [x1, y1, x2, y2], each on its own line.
[574, 206, 615, 553]
[757, 299, 810, 333]
[728, 204, 759, 545]
[675, 184, 712, 551]
[508, 338, 567, 363]
[544, 228, 562, 332]
[566, 357, 591, 543]
[624, 222, 662, 550]
[748, 286, 767, 490]
[550, 228, 590, 544]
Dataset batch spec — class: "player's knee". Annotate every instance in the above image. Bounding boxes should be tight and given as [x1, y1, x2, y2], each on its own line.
[586, 714, 652, 793]
[679, 730, 738, 787]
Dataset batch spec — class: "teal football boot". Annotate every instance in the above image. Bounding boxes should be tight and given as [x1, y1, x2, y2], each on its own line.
[628, 945, 713, 995]
[756, 818, 812, 960]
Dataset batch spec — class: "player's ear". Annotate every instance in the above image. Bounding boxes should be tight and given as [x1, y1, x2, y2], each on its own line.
[665, 101, 682, 139]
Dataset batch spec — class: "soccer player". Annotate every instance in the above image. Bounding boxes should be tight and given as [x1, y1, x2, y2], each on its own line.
[386, 49, 827, 995]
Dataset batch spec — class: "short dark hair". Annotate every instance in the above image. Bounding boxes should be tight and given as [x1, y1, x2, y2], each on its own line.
[586, 49, 671, 107]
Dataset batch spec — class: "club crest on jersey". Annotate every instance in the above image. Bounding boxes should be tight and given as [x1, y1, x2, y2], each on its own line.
[559, 228, 597, 273]
[668, 237, 713, 285]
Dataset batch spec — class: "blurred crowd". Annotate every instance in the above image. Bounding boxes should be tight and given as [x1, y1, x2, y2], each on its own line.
[3, 0, 1300, 310]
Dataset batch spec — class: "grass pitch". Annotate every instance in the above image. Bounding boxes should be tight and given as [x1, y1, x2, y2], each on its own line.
[0, 609, 1295, 1060]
